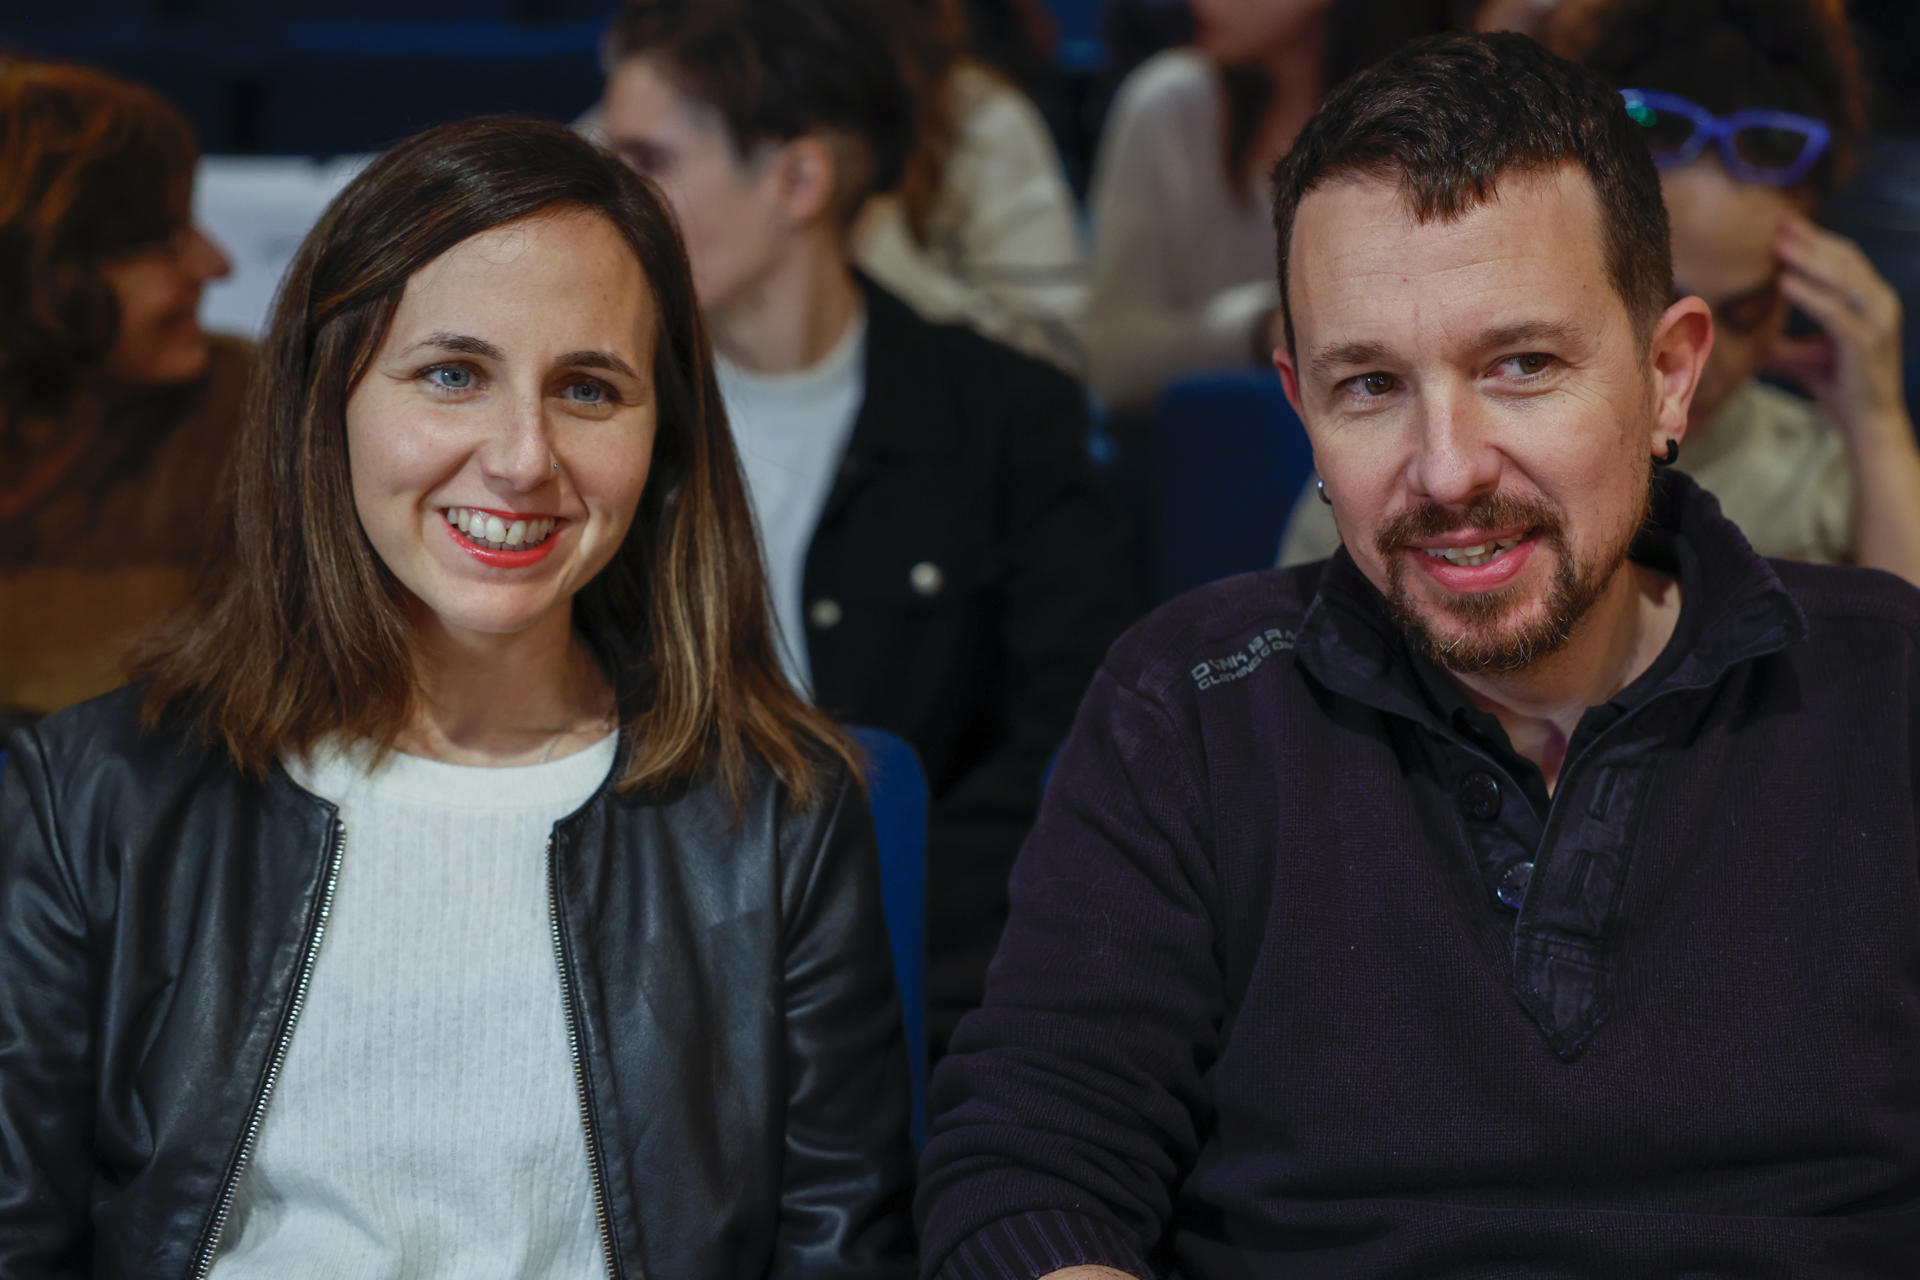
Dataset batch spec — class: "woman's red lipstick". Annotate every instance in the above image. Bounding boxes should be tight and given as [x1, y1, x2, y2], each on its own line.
[442, 506, 561, 568]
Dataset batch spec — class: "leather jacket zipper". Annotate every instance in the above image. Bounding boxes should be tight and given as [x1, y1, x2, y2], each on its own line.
[188, 819, 347, 1279]
[547, 835, 621, 1280]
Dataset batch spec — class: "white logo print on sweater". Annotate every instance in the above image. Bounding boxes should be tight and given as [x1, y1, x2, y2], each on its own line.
[1189, 628, 1296, 690]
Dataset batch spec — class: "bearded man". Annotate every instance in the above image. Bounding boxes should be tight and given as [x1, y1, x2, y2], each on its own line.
[915, 32, 1920, 1279]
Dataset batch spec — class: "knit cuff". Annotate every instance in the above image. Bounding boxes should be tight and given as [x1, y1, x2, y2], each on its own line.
[931, 1208, 1154, 1280]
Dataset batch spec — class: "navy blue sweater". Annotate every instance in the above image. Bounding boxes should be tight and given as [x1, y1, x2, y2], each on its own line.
[916, 475, 1920, 1277]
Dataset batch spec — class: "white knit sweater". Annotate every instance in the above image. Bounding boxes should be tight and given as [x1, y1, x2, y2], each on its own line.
[208, 734, 619, 1279]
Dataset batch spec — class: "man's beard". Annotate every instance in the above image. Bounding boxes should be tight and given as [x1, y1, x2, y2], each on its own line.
[1374, 483, 1651, 675]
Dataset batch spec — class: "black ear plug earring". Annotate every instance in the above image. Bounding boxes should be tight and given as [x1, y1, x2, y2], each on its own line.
[1653, 439, 1679, 467]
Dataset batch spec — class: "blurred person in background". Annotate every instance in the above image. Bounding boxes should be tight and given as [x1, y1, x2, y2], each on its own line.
[0, 58, 246, 726]
[1280, 0, 1920, 583]
[599, 0, 1135, 1058]
[853, 0, 1089, 375]
[1082, 0, 1458, 412]
[1824, 0, 1920, 368]
[1470, 0, 1560, 37]
[0, 116, 912, 1278]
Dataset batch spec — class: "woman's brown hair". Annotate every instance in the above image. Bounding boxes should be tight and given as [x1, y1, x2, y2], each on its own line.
[1216, 0, 1461, 204]
[135, 116, 858, 808]
[886, 0, 969, 244]
[0, 57, 197, 430]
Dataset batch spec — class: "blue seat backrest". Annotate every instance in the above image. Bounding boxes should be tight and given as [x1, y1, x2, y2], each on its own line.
[846, 726, 929, 1148]
[1151, 370, 1315, 603]
[1041, 0, 1107, 70]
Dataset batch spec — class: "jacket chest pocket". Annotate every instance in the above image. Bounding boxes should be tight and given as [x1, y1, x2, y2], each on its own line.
[806, 479, 999, 627]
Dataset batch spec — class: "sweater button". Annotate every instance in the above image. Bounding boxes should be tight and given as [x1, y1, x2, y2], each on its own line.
[808, 598, 843, 630]
[1458, 770, 1501, 821]
[1496, 860, 1534, 910]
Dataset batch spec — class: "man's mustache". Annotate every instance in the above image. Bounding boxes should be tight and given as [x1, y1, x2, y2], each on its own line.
[1374, 492, 1565, 558]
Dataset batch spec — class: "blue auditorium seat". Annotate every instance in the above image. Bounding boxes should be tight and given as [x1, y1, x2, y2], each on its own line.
[0, 0, 151, 21]
[256, 20, 602, 157]
[1041, 0, 1107, 71]
[0, 22, 261, 153]
[207, 0, 512, 20]
[520, 0, 617, 19]
[846, 725, 929, 1148]
[1151, 370, 1315, 602]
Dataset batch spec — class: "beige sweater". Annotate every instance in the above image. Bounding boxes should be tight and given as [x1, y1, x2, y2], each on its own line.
[852, 62, 1090, 376]
[1083, 49, 1281, 410]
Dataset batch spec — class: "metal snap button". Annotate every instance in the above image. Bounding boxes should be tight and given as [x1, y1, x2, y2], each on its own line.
[808, 598, 843, 630]
[1458, 770, 1501, 821]
[909, 561, 945, 597]
[1496, 860, 1534, 910]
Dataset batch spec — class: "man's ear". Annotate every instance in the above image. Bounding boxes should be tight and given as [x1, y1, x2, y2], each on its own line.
[770, 135, 839, 229]
[1646, 296, 1714, 451]
[1273, 340, 1306, 422]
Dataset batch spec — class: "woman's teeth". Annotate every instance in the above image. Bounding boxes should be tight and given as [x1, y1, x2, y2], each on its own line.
[445, 507, 556, 550]
[1423, 533, 1526, 568]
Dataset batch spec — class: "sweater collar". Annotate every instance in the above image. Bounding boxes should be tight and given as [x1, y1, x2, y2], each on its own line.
[1294, 470, 1809, 727]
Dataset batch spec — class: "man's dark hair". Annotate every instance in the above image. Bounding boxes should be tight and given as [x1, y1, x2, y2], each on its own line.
[1562, 0, 1866, 197]
[1269, 32, 1672, 355]
[605, 0, 916, 221]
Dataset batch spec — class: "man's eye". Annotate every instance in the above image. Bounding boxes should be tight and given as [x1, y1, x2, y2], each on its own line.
[1502, 353, 1555, 377]
[426, 365, 474, 390]
[1355, 372, 1396, 397]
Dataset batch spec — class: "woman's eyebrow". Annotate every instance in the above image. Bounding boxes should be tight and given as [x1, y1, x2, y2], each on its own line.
[403, 331, 505, 360]
[398, 335, 640, 381]
[555, 350, 641, 379]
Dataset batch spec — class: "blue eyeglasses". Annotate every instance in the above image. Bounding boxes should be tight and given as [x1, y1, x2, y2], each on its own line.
[1620, 88, 1831, 186]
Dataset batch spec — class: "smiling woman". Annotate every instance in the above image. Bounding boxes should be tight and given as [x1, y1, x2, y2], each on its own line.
[0, 118, 913, 1278]
[342, 210, 661, 729]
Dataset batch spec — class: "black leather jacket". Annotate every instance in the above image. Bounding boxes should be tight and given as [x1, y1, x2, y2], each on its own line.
[0, 687, 915, 1279]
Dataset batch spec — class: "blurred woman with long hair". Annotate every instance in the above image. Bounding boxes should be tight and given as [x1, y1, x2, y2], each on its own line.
[852, 0, 1090, 374]
[0, 58, 242, 723]
[1082, 0, 1459, 410]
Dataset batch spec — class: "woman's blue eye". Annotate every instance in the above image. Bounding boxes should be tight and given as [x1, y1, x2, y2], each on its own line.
[564, 381, 608, 404]
[427, 366, 472, 390]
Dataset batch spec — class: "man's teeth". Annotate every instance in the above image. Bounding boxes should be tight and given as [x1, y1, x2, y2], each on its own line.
[445, 508, 556, 550]
[1422, 533, 1526, 568]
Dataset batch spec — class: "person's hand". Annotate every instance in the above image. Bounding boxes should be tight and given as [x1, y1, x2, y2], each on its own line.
[1766, 212, 1910, 441]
